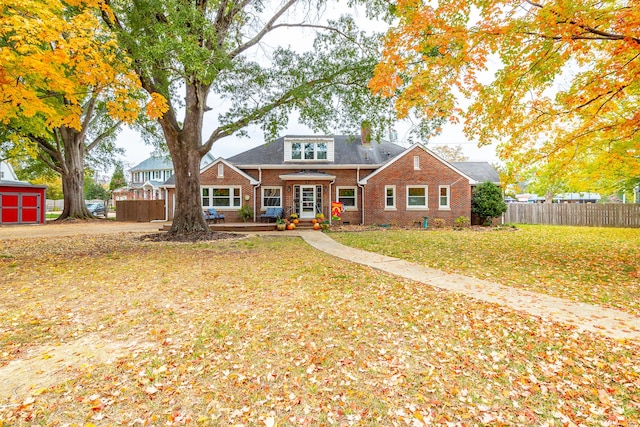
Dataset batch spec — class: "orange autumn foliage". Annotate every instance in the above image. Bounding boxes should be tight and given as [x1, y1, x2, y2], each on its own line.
[371, 0, 640, 192]
[0, 0, 166, 132]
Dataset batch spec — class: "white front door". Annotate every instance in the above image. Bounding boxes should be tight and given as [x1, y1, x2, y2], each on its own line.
[300, 185, 316, 219]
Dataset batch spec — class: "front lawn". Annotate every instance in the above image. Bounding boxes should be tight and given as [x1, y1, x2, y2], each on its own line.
[0, 232, 638, 425]
[331, 225, 640, 316]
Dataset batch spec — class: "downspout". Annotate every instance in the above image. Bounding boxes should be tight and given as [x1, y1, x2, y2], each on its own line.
[254, 167, 262, 222]
[357, 167, 365, 225]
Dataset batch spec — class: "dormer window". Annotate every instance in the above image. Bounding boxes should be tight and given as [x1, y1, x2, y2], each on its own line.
[285, 137, 334, 162]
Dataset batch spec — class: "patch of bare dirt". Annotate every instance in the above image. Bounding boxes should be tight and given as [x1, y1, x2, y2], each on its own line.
[138, 231, 242, 242]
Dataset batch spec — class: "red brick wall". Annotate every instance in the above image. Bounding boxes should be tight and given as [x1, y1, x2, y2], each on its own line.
[363, 147, 471, 227]
[199, 163, 255, 222]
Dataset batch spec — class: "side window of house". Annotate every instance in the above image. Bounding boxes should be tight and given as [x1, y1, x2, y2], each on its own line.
[413, 155, 420, 170]
[439, 185, 450, 209]
[407, 185, 428, 209]
[202, 187, 241, 207]
[262, 187, 282, 208]
[217, 163, 224, 178]
[385, 185, 396, 209]
[337, 187, 357, 209]
[201, 188, 210, 207]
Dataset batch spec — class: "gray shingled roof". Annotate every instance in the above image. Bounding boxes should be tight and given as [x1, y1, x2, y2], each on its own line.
[130, 156, 173, 172]
[451, 162, 500, 184]
[227, 135, 406, 166]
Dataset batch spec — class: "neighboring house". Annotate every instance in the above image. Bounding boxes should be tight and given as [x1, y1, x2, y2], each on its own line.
[113, 152, 215, 201]
[0, 160, 19, 181]
[162, 131, 500, 226]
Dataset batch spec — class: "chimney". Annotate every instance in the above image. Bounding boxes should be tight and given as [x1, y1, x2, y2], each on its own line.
[361, 121, 371, 147]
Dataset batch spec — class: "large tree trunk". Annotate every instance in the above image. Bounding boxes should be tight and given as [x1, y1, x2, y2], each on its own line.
[169, 144, 209, 233]
[161, 83, 211, 234]
[57, 127, 93, 220]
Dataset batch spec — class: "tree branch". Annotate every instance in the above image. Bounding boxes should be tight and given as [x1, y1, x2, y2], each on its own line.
[228, 0, 298, 59]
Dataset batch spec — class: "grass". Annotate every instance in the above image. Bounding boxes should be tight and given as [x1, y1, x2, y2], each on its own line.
[330, 224, 640, 315]
[0, 230, 638, 425]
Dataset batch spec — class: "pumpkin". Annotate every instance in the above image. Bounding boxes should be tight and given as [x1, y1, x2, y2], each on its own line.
[311, 219, 317, 224]
[313, 223, 320, 230]
[293, 219, 299, 224]
[287, 223, 295, 230]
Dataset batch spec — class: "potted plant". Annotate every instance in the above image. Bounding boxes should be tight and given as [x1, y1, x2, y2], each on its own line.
[238, 205, 253, 222]
[275, 218, 286, 231]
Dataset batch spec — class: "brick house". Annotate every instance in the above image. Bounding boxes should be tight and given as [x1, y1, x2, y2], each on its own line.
[162, 133, 499, 226]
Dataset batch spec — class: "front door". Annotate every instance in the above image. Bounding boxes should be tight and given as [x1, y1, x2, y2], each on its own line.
[300, 185, 316, 219]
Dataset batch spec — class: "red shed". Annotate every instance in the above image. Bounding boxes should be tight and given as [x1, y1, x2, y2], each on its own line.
[0, 181, 47, 225]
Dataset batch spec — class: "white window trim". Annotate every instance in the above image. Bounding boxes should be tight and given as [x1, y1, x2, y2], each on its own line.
[413, 155, 420, 170]
[217, 163, 224, 178]
[439, 185, 450, 210]
[406, 185, 429, 210]
[336, 186, 358, 210]
[285, 139, 334, 162]
[201, 186, 242, 210]
[261, 186, 283, 210]
[385, 185, 396, 210]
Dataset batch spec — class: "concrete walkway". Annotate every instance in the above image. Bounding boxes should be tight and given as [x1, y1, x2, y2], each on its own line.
[298, 231, 640, 344]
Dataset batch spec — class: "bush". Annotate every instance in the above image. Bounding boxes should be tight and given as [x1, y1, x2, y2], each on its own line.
[471, 181, 507, 225]
[238, 205, 253, 222]
[454, 216, 470, 228]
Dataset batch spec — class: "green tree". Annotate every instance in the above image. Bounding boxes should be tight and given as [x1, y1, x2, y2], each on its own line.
[109, 162, 128, 191]
[102, 0, 398, 234]
[471, 182, 507, 225]
[84, 171, 109, 201]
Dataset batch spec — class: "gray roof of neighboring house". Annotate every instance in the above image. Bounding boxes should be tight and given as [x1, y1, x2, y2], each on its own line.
[451, 162, 500, 184]
[130, 152, 215, 172]
[130, 156, 173, 171]
[227, 135, 406, 166]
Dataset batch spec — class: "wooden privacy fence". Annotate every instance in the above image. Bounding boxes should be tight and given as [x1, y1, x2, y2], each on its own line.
[504, 203, 640, 228]
[116, 200, 165, 222]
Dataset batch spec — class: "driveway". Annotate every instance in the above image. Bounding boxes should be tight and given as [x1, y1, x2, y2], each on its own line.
[0, 220, 166, 240]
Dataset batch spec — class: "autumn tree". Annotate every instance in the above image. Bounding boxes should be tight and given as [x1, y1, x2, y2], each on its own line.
[102, 0, 399, 234]
[371, 0, 640, 194]
[0, 0, 148, 219]
[430, 144, 469, 162]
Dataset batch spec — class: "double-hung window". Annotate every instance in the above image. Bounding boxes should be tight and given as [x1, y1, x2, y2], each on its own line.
[439, 185, 450, 209]
[337, 187, 357, 210]
[385, 185, 396, 209]
[262, 187, 282, 208]
[406, 185, 428, 209]
[201, 187, 241, 208]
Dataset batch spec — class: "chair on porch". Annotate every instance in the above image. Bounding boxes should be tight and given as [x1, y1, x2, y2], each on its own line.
[203, 207, 225, 223]
[260, 207, 283, 222]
